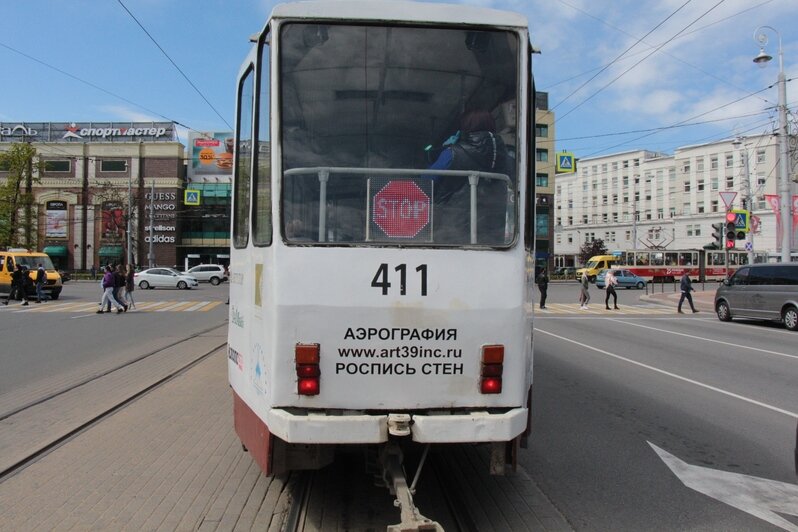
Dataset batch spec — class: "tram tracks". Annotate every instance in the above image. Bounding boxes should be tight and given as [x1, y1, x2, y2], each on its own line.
[278, 444, 538, 532]
[0, 323, 228, 481]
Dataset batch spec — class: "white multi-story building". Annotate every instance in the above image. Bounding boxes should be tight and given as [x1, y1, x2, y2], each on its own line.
[553, 135, 792, 267]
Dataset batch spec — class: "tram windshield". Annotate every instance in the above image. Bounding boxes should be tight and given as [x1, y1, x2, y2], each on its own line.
[277, 23, 520, 246]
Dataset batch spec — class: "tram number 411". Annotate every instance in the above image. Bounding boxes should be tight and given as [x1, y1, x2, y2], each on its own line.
[371, 263, 428, 296]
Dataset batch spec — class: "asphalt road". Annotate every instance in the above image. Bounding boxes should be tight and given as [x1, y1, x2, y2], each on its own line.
[527, 283, 798, 531]
[0, 280, 229, 402]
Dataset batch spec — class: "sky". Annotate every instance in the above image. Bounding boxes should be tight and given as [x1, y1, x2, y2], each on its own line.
[0, 0, 796, 160]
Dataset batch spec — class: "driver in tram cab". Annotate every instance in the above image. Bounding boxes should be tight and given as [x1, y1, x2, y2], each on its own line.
[426, 108, 515, 244]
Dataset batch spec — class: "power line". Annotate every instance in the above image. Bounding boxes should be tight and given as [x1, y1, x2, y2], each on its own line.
[557, 0, 728, 123]
[547, 0, 694, 115]
[116, 0, 232, 130]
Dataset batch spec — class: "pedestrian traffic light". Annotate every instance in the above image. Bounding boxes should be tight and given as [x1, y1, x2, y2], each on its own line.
[726, 237, 736, 249]
[711, 222, 724, 249]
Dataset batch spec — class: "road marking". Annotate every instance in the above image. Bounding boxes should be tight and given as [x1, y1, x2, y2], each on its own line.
[198, 301, 222, 312]
[607, 319, 798, 361]
[535, 328, 798, 419]
[649, 442, 798, 531]
[184, 301, 211, 311]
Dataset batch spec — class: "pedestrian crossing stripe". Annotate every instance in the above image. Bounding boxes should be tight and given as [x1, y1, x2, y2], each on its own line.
[4, 301, 223, 313]
[532, 303, 675, 315]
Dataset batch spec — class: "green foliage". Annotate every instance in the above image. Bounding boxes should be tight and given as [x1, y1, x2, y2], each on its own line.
[0, 143, 39, 248]
[578, 238, 608, 265]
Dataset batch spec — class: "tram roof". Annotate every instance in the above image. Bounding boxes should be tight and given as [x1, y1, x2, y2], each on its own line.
[269, 1, 528, 29]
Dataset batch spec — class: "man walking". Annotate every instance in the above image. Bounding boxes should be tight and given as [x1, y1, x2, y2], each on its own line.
[677, 272, 699, 314]
[579, 271, 590, 310]
[3, 264, 29, 306]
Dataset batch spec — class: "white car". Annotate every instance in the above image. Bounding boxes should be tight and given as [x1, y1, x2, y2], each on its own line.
[134, 268, 199, 290]
[183, 264, 228, 285]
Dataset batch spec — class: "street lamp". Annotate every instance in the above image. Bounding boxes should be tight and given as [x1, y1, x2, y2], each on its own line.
[753, 26, 792, 262]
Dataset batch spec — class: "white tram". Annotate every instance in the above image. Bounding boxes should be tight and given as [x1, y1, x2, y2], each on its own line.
[228, 2, 535, 527]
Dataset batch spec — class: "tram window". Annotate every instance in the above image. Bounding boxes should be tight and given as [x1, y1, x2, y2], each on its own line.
[279, 23, 519, 247]
[678, 253, 691, 266]
[652, 252, 664, 266]
[253, 33, 272, 246]
[665, 252, 678, 265]
[635, 252, 648, 265]
[234, 66, 254, 248]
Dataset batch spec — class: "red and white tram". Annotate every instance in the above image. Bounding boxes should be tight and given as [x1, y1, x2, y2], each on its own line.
[616, 248, 765, 282]
[227, 2, 535, 527]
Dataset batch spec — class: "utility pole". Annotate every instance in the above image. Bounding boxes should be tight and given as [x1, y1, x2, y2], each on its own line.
[735, 138, 755, 264]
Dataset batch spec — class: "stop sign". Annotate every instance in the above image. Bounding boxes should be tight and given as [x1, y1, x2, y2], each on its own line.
[373, 180, 430, 238]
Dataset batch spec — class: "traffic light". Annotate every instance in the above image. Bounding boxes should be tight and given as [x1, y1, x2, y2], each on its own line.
[736, 230, 746, 241]
[726, 237, 736, 249]
[725, 212, 737, 243]
[711, 222, 724, 249]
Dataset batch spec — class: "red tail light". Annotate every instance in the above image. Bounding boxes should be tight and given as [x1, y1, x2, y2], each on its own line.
[480, 344, 504, 394]
[296, 343, 320, 395]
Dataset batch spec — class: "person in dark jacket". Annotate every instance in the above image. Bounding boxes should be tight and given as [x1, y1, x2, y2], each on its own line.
[3, 263, 29, 306]
[677, 272, 698, 313]
[97, 265, 125, 314]
[34, 263, 48, 303]
[536, 269, 549, 309]
[427, 109, 515, 244]
[124, 263, 136, 310]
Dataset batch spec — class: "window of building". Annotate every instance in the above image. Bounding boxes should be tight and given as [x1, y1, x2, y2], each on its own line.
[697, 179, 705, 191]
[682, 202, 691, 216]
[684, 181, 691, 192]
[602, 195, 608, 205]
[536, 149, 548, 162]
[711, 199, 719, 212]
[725, 153, 734, 168]
[625, 230, 631, 240]
[669, 207, 676, 217]
[567, 234, 573, 244]
[612, 162, 618, 171]
[710, 156, 718, 169]
[582, 215, 588, 224]
[697, 201, 705, 213]
[44, 160, 71, 173]
[757, 173, 766, 186]
[710, 177, 718, 190]
[726, 175, 734, 189]
[623, 193, 629, 203]
[535, 173, 549, 187]
[612, 194, 617, 204]
[657, 208, 663, 219]
[757, 149, 766, 163]
[535, 123, 548, 138]
[567, 216, 573, 225]
[696, 157, 704, 171]
[683, 161, 690, 173]
[100, 159, 127, 172]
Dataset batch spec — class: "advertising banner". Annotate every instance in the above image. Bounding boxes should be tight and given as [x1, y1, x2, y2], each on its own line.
[0, 122, 175, 143]
[101, 201, 125, 239]
[188, 132, 234, 179]
[45, 200, 68, 238]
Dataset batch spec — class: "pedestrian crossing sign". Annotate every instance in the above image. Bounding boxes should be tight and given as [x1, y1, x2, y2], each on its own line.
[730, 209, 750, 232]
[184, 189, 201, 206]
[556, 152, 576, 174]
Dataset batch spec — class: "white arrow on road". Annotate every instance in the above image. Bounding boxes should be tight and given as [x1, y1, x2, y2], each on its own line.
[649, 442, 798, 531]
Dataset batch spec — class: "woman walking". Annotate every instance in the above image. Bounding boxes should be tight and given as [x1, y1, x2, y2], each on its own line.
[97, 265, 126, 314]
[124, 264, 136, 310]
[579, 271, 591, 310]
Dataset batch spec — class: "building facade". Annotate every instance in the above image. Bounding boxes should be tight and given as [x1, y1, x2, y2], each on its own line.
[0, 122, 184, 270]
[534, 92, 555, 273]
[552, 134, 796, 266]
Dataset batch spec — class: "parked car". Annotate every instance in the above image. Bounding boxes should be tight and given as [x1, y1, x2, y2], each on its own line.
[183, 264, 228, 285]
[595, 268, 647, 289]
[134, 268, 199, 290]
[553, 266, 576, 277]
[714, 263, 798, 331]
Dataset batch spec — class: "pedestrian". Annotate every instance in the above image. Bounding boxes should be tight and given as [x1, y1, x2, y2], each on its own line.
[114, 264, 126, 311]
[97, 265, 125, 314]
[124, 263, 136, 310]
[604, 269, 619, 310]
[579, 271, 590, 310]
[35, 263, 48, 303]
[3, 263, 29, 306]
[677, 272, 699, 314]
[536, 268, 549, 309]
[10, 265, 27, 306]
[90, 264, 97, 280]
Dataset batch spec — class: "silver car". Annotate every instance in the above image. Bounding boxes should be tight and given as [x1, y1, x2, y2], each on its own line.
[714, 263, 798, 331]
[134, 268, 199, 290]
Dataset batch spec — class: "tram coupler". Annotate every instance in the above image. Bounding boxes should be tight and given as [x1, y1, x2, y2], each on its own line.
[380, 441, 443, 532]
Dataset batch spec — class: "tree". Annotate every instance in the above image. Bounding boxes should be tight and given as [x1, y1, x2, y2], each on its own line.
[578, 238, 608, 265]
[0, 143, 38, 249]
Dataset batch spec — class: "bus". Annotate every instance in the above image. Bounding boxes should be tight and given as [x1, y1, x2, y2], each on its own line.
[615, 248, 768, 283]
[227, 2, 534, 527]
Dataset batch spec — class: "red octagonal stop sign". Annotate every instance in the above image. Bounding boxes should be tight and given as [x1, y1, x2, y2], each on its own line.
[373, 180, 430, 238]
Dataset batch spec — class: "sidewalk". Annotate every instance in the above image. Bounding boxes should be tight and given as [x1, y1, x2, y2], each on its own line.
[0, 351, 285, 531]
